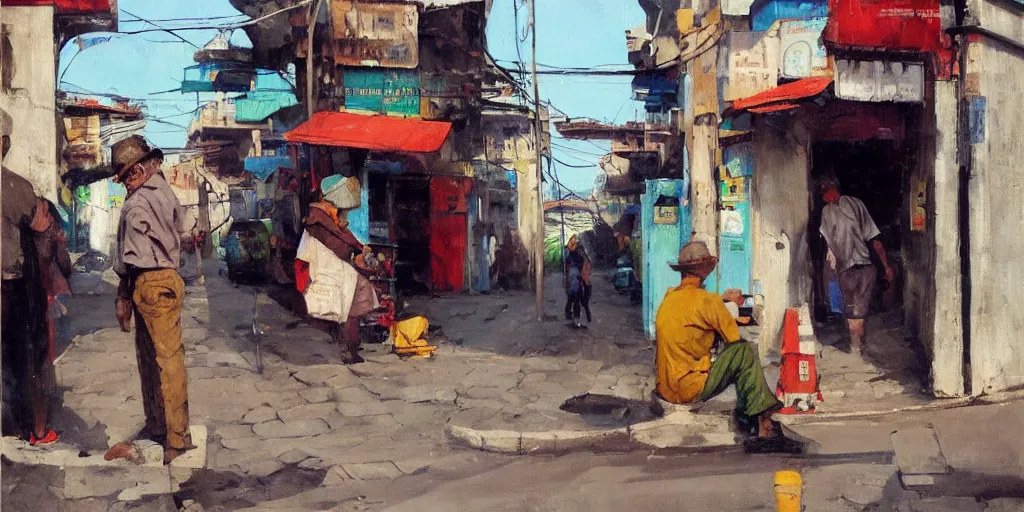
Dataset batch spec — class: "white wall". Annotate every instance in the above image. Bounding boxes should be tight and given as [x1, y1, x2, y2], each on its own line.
[751, 115, 813, 355]
[0, 6, 57, 201]
[930, 81, 965, 397]
[965, 31, 1024, 394]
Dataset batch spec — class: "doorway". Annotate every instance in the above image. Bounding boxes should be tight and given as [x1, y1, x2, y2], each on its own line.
[390, 177, 431, 294]
[809, 139, 907, 322]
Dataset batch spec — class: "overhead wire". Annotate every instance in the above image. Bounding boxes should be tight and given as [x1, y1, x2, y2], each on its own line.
[120, 8, 201, 49]
[114, 1, 312, 35]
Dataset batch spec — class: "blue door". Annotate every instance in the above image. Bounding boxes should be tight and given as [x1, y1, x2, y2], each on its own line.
[709, 142, 754, 294]
[642, 179, 693, 339]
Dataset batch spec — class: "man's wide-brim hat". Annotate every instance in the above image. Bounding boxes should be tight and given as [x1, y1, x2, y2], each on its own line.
[670, 240, 718, 277]
[111, 135, 163, 180]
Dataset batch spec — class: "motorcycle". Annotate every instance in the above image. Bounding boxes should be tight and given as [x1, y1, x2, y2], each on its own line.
[612, 255, 643, 304]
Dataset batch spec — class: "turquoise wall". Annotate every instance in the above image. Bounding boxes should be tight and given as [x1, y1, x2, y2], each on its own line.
[708, 142, 754, 294]
[642, 178, 693, 339]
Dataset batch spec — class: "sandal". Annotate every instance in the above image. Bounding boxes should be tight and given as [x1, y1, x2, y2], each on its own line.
[29, 429, 59, 446]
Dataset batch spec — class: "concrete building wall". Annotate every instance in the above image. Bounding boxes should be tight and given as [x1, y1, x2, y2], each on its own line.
[965, 31, 1024, 394]
[930, 81, 965, 397]
[0, 6, 57, 201]
[750, 115, 813, 354]
[481, 111, 540, 285]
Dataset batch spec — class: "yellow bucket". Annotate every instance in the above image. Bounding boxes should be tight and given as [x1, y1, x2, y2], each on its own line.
[774, 470, 802, 512]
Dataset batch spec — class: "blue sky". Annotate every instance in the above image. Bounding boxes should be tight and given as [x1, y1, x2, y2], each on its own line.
[59, 0, 645, 193]
[486, 0, 645, 193]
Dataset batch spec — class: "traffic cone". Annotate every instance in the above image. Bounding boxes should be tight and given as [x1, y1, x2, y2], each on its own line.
[775, 306, 822, 414]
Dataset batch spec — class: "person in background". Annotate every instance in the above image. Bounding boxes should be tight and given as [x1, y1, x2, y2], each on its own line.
[34, 200, 72, 364]
[563, 235, 592, 328]
[110, 135, 194, 465]
[818, 178, 894, 357]
[655, 241, 799, 453]
[300, 175, 378, 364]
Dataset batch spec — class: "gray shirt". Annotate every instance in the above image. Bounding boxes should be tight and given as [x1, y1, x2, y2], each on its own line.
[820, 195, 881, 273]
[114, 173, 184, 277]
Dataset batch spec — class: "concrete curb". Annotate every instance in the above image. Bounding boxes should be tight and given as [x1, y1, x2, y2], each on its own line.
[777, 389, 1024, 426]
[445, 411, 740, 455]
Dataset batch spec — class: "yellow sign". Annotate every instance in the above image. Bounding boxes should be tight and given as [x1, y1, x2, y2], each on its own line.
[654, 206, 678, 225]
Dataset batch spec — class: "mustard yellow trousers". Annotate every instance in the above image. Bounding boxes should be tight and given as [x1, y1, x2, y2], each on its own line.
[132, 269, 192, 450]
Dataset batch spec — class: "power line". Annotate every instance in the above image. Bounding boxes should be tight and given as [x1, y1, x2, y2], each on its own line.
[552, 156, 597, 169]
[120, 9, 201, 49]
[115, 1, 312, 35]
[550, 141, 608, 157]
[120, 14, 247, 24]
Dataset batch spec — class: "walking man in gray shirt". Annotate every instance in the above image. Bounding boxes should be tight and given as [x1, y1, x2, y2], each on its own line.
[819, 178, 894, 356]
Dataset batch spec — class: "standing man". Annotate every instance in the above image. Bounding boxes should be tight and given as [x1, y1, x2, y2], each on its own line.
[110, 136, 194, 464]
[819, 178, 894, 356]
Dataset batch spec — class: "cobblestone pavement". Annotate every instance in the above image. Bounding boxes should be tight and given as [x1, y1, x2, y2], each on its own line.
[0, 262, 975, 510]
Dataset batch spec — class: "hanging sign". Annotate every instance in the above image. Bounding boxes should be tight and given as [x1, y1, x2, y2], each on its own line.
[721, 210, 745, 236]
[911, 180, 927, 232]
[653, 206, 679, 225]
[835, 59, 924, 102]
[778, 18, 829, 79]
[332, 1, 419, 68]
[723, 30, 780, 102]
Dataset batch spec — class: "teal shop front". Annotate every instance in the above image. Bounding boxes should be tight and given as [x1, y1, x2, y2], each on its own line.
[707, 142, 754, 295]
[343, 69, 420, 117]
[641, 178, 693, 339]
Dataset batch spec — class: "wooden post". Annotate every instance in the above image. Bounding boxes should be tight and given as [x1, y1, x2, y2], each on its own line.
[529, 0, 544, 321]
[306, 0, 326, 120]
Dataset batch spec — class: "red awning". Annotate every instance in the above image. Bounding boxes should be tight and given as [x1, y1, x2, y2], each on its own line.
[284, 112, 452, 153]
[729, 77, 833, 116]
[3, 0, 111, 12]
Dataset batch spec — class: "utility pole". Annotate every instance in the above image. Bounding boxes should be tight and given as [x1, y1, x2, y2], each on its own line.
[306, 0, 326, 119]
[529, 0, 544, 321]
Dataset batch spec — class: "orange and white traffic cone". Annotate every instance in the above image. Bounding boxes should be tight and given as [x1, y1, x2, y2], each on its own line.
[776, 305, 823, 414]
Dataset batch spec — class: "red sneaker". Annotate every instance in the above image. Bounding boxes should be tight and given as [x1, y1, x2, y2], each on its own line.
[29, 429, 59, 446]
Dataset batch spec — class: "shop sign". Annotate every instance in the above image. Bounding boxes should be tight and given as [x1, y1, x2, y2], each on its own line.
[331, 1, 419, 68]
[721, 210, 744, 235]
[343, 69, 420, 116]
[653, 206, 679, 225]
[911, 180, 926, 232]
[723, 30, 780, 102]
[369, 221, 390, 240]
[778, 18, 829, 79]
[823, 0, 947, 54]
[835, 60, 924, 103]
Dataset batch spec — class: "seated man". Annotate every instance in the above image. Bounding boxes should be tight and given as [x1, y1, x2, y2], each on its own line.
[655, 241, 798, 452]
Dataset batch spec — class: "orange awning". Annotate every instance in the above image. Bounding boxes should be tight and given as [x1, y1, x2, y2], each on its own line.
[728, 77, 833, 116]
[284, 111, 452, 153]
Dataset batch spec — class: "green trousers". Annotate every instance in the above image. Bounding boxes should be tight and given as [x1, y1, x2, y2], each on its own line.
[699, 341, 781, 418]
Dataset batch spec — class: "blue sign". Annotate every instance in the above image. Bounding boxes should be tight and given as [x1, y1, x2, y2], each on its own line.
[969, 96, 986, 144]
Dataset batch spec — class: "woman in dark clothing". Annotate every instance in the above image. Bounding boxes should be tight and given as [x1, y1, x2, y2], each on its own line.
[563, 235, 592, 328]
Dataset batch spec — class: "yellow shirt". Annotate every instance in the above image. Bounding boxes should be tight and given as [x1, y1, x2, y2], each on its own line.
[655, 276, 741, 404]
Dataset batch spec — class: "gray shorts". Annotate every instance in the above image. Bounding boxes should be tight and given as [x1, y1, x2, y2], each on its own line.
[839, 264, 876, 319]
